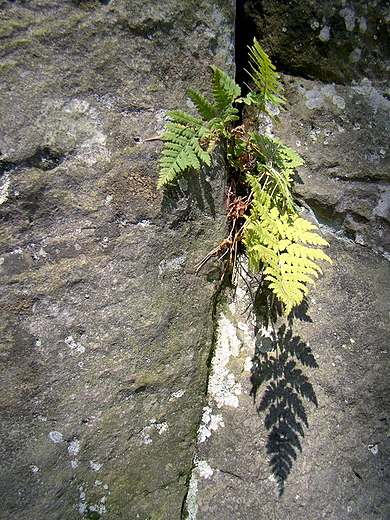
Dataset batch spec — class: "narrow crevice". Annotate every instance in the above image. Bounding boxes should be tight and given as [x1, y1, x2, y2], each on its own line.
[180, 277, 228, 519]
[235, 1, 257, 90]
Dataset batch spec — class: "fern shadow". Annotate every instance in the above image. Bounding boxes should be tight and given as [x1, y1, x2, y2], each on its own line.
[250, 323, 318, 495]
[160, 166, 217, 227]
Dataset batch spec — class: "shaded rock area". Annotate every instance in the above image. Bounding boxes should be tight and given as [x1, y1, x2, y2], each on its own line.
[240, 0, 390, 85]
[0, 1, 234, 518]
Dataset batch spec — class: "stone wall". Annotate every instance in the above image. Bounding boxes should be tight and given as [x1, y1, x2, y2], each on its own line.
[1, 1, 389, 519]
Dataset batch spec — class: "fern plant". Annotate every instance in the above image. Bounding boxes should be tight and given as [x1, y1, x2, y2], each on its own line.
[156, 38, 331, 316]
[157, 66, 241, 188]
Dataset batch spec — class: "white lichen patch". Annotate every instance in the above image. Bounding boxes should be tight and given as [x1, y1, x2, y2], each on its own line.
[158, 252, 188, 275]
[0, 173, 11, 205]
[68, 438, 81, 457]
[64, 335, 86, 354]
[301, 84, 346, 111]
[318, 25, 330, 42]
[352, 78, 390, 114]
[244, 356, 253, 372]
[169, 389, 185, 400]
[358, 16, 367, 33]
[184, 457, 216, 519]
[196, 459, 214, 479]
[90, 460, 103, 472]
[140, 419, 169, 445]
[349, 47, 362, 63]
[154, 108, 169, 135]
[368, 443, 378, 455]
[185, 473, 199, 520]
[198, 406, 225, 443]
[136, 219, 150, 227]
[48, 430, 63, 443]
[208, 313, 242, 408]
[39, 98, 110, 167]
[76, 485, 107, 516]
[339, 7, 356, 31]
[156, 422, 169, 435]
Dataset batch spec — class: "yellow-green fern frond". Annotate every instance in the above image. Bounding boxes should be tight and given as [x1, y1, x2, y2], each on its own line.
[244, 38, 285, 113]
[244, 175, 332, 314]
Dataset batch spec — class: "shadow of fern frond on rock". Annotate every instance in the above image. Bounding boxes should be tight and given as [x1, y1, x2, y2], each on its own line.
[250, 324, 318, 495]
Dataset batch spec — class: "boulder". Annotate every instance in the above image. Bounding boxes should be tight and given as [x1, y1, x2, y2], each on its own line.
[0, 1, 234, 518]
[186, 236, 390, 520]
[275, 74, 390, 256]
[183, 2, 390, 519]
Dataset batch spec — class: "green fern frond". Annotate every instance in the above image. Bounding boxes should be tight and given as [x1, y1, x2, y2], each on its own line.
[187, 89, 216, 120]
[286, 243, 332, 263]
[245, 38, 285, 110]
[158, 131, 211, 188]
[166, 110, 204, 129]
[157, 68, 241, 188]
[246, 133, 300, 210]
[155, 39, 332, 316]
[211, 65, 241, 113]
[278, 142, 305, 169]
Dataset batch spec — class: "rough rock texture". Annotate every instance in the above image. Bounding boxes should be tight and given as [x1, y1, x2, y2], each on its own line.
[0, 1, 234, 518]
[1, 0, 390, 519]
[240, 0, 390, 257]
[275, 74, 390, 256]
[184, 2, 390, 519]
[186, 236, 390, 520]
[242, 0, 390, 85]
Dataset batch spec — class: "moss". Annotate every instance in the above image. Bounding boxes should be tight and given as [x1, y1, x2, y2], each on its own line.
[0, 59, 18, 73]
[2, 254, 107, 296]
[0, 15, 35, 38]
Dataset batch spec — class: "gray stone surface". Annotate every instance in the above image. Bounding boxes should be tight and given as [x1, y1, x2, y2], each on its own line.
[1, 0, 389, 519]
[186, 235, 390, 520]
[243, 0, 390, 85]
[273, 74, 390, 256]
[184, 2, 390, 518]
[0, 1, 234, 518]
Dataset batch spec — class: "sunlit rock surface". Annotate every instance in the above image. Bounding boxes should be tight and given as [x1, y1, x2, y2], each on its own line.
[1, 1, 389, 519]
[0, 1, 234, 518]
[185, 2, 390, 519]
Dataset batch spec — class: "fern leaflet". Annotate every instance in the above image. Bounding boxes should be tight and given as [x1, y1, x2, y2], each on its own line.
[244, 175, 332, 315]
[157, 67, 241, 188]
[187, 89, 216, 120]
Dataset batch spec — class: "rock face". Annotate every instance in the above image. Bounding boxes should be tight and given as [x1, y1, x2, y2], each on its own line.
[0, 1, 234, 518]
[276, 74, 390, 256]
[186, 237, 390, 520]
[241, 0, 390, 85]
[1, 1, 389, 519]
[240, 0, 390, 257]
[183, 2, 390, 520]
